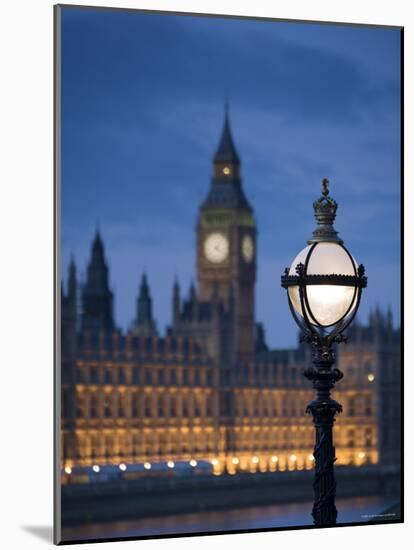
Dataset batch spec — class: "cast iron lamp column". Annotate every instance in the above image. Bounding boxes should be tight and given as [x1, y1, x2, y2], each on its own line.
[281, 179, 367, 526]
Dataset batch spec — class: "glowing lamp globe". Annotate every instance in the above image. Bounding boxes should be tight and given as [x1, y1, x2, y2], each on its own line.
[288, 242, 358, 327]
[282, 179, 367, 333]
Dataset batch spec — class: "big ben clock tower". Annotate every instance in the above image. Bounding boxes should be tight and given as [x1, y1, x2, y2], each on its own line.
[196, 105, 257, 362]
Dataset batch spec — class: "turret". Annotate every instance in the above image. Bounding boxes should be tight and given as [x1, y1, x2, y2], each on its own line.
[132, 273, 157, 337]
[81, 229, 114, 332]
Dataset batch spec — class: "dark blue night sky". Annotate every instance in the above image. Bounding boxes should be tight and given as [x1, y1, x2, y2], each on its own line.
[60, 7, 401, 348]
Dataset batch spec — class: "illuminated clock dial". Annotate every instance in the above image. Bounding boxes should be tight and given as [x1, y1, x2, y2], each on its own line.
[242, 235, 254, 263]
[204, 233, 229, 264]
[222, 166, 231, 175]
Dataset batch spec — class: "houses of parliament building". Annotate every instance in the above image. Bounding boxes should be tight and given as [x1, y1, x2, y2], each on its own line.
[61, 109, 401, 480]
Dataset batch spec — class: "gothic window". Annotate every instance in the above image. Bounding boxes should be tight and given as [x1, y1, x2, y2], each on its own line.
[76, 397, 84, 418]
[158, 369, 165, 385]
[365, 397, 372, 416]
[194, 395, 202, 417]
[157, 396, 163, 417]
[144, 395, 152, 417]
[133, 367, 140, 384]
[104, 395, 112, 418]
[243, 397, 249, 416]
[170, 396, 177, 417]
[104, 368, 112, 385]
[194, 370, 200, 386]
[182, 398, 189, 417]
[183, 369, 189, 385]
[90, 367, 99, 384]
[119, 368, 127, 385]
[207, 369, 213, 385]
[118, 393, 126, 417]
[170, 370, 177, 385]
[226, 392, 233, 416]
[282, 395, 288, 416]
[132, 393, 139, 417]
[90, 394, 99, 418]
[365, 428, 373, 447]
[145, 369, 152, 385]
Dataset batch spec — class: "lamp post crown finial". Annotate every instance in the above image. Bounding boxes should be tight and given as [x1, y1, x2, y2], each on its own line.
[308, 178, 342, 244]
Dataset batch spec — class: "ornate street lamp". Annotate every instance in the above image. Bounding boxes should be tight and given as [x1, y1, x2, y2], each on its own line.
[281, 178, 367, 526]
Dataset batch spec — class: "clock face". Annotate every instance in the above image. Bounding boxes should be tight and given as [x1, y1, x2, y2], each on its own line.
[242, 235, 254, 263]
[204, 233, 229, 264]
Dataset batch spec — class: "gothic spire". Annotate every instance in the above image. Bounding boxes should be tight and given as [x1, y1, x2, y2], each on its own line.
[139, 272, 150, 298]
[91, 227, 105, 266]
[213, 102, 240, 165]
[134, 272, 157, 336]
[81, 230, 114, 332]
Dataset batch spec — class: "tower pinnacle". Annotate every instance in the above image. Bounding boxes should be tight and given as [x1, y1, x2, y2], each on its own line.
[214, 102, 240, 166]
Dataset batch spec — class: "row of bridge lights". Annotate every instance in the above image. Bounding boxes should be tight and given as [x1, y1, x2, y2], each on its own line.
[64, 452, 368, 475]
[63, 454, 322, 475]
